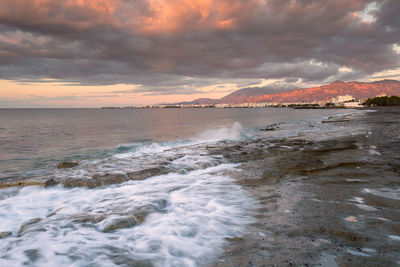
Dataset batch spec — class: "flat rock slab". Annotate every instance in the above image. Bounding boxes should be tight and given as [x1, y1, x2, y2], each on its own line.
[62, 173, 128, 188]
[57, 161, 79, 169]
[127, 167, 169, 180]
[0, 178, 57, 189]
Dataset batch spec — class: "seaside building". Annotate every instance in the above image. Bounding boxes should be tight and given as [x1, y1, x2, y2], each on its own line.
[330, 95, 355, 105]
[343, 102, 363, 108]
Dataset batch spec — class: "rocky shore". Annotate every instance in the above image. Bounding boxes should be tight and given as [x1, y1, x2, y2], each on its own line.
[0, 163, 171, 189]
[1, 108, 399, 266]
[209, 107, 400, 266]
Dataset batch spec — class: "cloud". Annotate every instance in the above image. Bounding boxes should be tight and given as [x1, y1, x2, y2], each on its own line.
[0, 0, 399, 94]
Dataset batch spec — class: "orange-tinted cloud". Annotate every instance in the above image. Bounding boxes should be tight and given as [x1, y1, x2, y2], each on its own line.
[0, 0, 261, 34]
[131, 0, 252, 33]
[0, 0, 118, 31]
[0, 0, 399, 107]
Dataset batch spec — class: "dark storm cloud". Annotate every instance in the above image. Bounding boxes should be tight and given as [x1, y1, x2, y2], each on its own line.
[0, 0, 399, 93]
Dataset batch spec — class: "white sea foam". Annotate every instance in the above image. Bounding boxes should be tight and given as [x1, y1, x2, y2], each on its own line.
[355, 204, 378, 211]
[0, 160, 254, 266]
[261, 109, 370, 142]
[111, 122, 248, 161]
[389, 235, 400, 241]
[347, 249, 371, 257]
[368, 150, 381, 156]
[194, 122, 250, 143]
[113, 142, 177, 159]
[53, 122, 250, 180]
[363, 188, 400, 200]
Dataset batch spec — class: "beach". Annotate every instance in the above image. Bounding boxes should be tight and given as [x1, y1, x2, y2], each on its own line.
[0, 107, 399, 266]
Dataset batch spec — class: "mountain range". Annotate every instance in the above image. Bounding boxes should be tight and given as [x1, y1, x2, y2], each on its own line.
[182, 79, 400, 104]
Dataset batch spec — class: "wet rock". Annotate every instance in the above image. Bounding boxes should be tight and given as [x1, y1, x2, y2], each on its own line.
[61, 167, 170, 189]
[260, 123, 280, 131]
[127, 167, 168, 180]
[107, 251, 154, 267]
[61, 178, 90, 188]
[311, 140, 359, 153]
[212, 107, 400, 267]
[318, 227, 371, 244]
[18, 218, 44, 236]
[322, 116, 351, 123]
[44, 178, 57, 187]
[218, 147, 267, 163]
[225, 237, 244, 242]
[92, 173, 128, 185]
[0, 231, 12, 239]
[0, 178, 57, 189]
[97, 202, 167, 233]
[24, 249, 41, 263]
[62, 173, 128, 188]
[294, 158, 324, 174]
[99, 215, 144, 233]
[306, 161, 367, 174]
[72, 214, 106, 224]
[57, 160, 78, 169]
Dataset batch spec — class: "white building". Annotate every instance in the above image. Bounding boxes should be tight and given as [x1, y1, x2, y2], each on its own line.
[330, 95, 355, 105]
[343, 102, 363, 108]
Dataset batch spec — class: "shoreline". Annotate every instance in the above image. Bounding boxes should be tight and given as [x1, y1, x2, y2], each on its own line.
[210, 106, 400, 266]
[0, 107, 398, 266]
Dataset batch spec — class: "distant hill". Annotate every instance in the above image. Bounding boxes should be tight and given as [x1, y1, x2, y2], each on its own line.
[183, 80, 400, 104]
[253, 80, 400, 103]
[178, 98, 219, 105]
[218, 83, 300, 103]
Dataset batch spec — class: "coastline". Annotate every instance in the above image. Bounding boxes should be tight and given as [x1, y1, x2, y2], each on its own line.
[211, 106, 400, 266]
[0, 108, 399, 266]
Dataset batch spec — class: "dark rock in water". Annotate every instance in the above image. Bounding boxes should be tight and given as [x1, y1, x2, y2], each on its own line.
[72, 214, 107, 224]
[127, 167, 168, 180]
[44, 178, 57, 187]
[318, 227, 371, 244]
[311, 139, 359, 153]
[62, 173, 128, 188]
[260, 123, 280, 131]
[61, 167, 169, 189]
[61, 178, 88, 188]
[225, 237, 244, 242]
[322, 116, 351, 123]
[99, 215, 144, 233]
[294, 158, 324, 174]
[57, 160, 78, 169]
[0, 178, 57, 189]
[18, 218, 44, 236]
[98, 203, 165, 233]
[92, 173, 128, 184]
[24, 249, 41, 263]
[107, 251, 154, 267]
[322, 119, 350, 123]
[0, 231, 12, 239]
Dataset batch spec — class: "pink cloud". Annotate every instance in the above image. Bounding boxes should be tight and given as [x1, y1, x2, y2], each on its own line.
[0, 0, 266, 34]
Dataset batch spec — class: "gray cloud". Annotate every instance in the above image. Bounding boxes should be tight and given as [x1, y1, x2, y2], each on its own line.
[0, 0, 399, 93]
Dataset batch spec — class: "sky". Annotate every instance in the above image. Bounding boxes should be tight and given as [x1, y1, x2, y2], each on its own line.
[0, 0, 399, 107]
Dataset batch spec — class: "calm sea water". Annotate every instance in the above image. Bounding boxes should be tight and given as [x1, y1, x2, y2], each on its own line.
[0, 108, 362, 266]
[0, 108, 354, 180]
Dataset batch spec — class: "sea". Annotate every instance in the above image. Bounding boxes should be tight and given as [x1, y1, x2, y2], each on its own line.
[0, 108, 366, 266]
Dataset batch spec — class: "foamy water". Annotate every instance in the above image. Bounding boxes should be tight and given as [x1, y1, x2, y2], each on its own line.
[0, 160, 254, 266]
[0, 122, 259, 266]
[0, 108, 369, 266]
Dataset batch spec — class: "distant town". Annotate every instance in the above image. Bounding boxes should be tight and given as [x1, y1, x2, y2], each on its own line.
[101, 94, 392, 109]
[101, 80, 400, 109]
